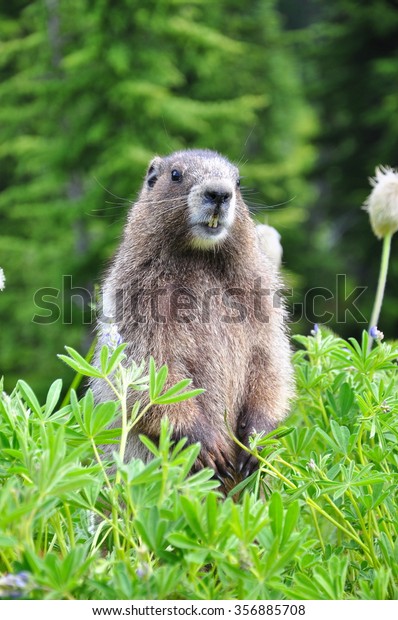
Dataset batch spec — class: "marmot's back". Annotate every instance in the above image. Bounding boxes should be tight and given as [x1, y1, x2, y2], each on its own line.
[93, 149, 294, 489]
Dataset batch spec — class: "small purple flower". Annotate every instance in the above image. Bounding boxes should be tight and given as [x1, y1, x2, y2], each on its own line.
[114, 332, 123, 346]
[310, 323, 319, 336]
[369, 326, 384, 340]
[136, 563, 150, 579]
[0, 572, 29, 599]
[102, 322, 123, 349]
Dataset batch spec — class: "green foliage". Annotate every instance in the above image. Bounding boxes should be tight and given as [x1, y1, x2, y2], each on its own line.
[0, 331, 397, 600]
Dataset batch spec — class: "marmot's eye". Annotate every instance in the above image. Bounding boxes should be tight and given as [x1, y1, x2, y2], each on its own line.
[171, 169, 182, 182]
[236, 177, 241, 188]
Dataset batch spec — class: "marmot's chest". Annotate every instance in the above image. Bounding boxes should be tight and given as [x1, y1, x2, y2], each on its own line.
[130, 277, 263, 329]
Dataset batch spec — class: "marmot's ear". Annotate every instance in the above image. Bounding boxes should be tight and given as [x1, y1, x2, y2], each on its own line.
[146, 156, 163, 189]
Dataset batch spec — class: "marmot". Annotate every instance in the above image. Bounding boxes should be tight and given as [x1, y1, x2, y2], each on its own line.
[92, 149, 294, 487]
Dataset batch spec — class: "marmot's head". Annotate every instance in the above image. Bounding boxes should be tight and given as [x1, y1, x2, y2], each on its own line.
[134, 149, 249, 253]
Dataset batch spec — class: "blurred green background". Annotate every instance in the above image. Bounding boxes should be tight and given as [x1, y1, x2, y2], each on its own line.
[1, 0, 397, 397]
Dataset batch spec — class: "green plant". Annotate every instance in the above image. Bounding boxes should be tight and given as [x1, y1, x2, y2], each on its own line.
[0, 331, 397, 599]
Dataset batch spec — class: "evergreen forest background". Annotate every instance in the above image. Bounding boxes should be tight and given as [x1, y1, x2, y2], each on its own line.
[1, 0, 398, 398]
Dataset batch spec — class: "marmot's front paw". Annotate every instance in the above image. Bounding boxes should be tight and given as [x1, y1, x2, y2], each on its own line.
[172, 430, 235, 486]
[236, 419, 259, 478]
[194, 445, 235, 482]
[193, 442, 235, 483]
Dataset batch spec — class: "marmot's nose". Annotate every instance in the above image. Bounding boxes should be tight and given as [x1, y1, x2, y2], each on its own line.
[204, 189, 232, 207]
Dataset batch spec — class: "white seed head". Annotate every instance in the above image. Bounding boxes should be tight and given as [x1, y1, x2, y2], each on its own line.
[256, 224, 283, 268]
[363, 165, 398, 239]
[0, 268, 5, 291]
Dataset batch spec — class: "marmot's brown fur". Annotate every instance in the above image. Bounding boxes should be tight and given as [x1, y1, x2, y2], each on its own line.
[92, 149, 294, 488]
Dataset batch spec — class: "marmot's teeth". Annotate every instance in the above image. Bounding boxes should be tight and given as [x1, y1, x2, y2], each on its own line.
[208, 215, 219, 228]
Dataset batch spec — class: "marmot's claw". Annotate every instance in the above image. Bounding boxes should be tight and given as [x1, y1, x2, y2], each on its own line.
[215, 459, 235, 480]
[192, 456, 225, 490]
[237, 450, 259, 479]
[225, 458, 236, 472]
[194, 445, 235, 484]
[212, 472, 224, 485]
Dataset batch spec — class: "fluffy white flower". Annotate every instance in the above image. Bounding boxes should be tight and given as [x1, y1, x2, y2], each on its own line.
[363, 165, 398, 238]
[0, 268, 5, 291]
[256, 224, 283, 268]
